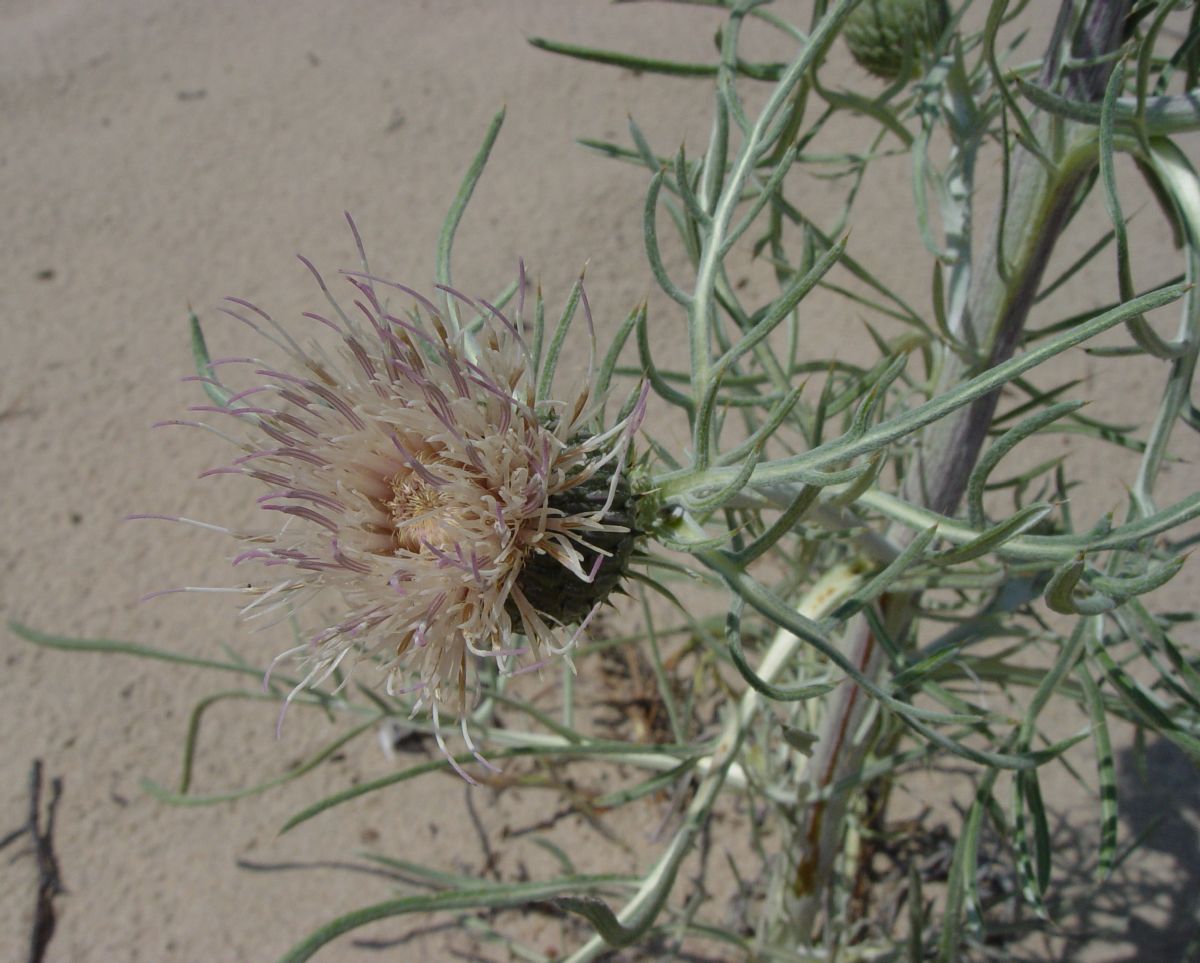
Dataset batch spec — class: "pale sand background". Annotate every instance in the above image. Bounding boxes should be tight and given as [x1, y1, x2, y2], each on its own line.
[2, 2, 1197, 960]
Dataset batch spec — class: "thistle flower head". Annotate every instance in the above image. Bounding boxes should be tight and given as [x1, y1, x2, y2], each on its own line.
[164, 220, 646, 739]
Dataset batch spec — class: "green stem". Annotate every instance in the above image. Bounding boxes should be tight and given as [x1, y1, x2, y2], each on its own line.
[562, 563, 868, 963]
[774, 1, 1134, 946]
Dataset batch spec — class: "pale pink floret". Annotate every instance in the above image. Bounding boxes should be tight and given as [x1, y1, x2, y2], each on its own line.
[161, 226, 640, 740]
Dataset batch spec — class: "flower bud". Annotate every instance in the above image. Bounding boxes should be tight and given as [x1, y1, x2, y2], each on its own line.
[843, 0, 949, 80]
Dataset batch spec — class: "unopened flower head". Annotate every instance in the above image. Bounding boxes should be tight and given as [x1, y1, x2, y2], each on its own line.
[150, 219, 647, 744]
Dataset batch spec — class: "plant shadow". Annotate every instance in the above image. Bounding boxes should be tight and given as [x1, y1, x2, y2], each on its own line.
[1028, 737, 1200, 962]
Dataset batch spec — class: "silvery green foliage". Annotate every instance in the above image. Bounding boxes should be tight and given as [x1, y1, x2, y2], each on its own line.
[16, 1, 1200, 959]
[521, 3, 1199, 957]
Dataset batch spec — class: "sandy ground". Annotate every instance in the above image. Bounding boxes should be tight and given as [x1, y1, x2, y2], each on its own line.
[2, 2, 1197, 961]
